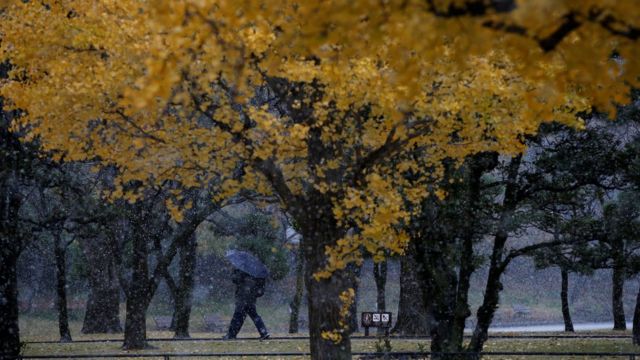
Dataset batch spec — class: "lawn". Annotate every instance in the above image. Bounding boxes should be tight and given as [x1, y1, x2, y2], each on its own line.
[19, 316, 640, 359]
[21, 333, 640, 359]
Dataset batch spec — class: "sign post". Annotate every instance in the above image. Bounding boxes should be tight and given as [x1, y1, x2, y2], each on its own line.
[360, 311, 393, 336]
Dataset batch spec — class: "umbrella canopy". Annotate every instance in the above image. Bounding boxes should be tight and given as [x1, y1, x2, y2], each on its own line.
[225, 250, 269, 279]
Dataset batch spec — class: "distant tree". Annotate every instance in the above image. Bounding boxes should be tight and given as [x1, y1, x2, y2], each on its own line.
[622, 108, 640, 343]
[407, 105, 640, 357]
[285, 221, 306, 334]
[80, 229, 123, 334]
[392, 239, 433, 336]
[600, 193, 640, 330]
[164, 234, 198, 339]
[0, 69, 61, 355]
[531, 193, 599, 332]
[372, 251, 389, 336]
[409, 116, 626, 356]
[233, 213, 290, 281]
[26, 163, 122, 340]
[117, 187, 219, 348]
[411, 152, 500, 355]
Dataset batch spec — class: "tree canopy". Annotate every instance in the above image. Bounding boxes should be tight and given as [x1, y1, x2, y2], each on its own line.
[3, 0, 631, 270]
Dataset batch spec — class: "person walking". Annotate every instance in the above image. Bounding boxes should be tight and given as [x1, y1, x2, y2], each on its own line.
[223, 269, 270, 340]
[223, 251, 270, 340]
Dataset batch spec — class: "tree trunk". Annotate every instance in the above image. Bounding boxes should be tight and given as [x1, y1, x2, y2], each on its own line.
[560, 268, 574, 332]
[450, 224, 475, 348]
[0, 181, 23, 358]
[123, 231, 151, 350]
[299, 207, 353, 360]
[416, 154, 495, 359]
[347, 262, 362, 334]
[0, 250, 21, 358]
[412, 213, 471, 358]
[632, 282, 640, 345]
[448, 156, 490, 349]
[54, 235, 72, 342]
[305, 266, 353, 359]
[467, 155, 521, 354]
[122, 194, 215, 348]
[289, 245, 305, 334]
[373, 259, 387, 336]
[123, 291, 150, 350]
[612, 264, 627, 330]
[428, 258, 461, 357]
[80, 236, 122, 334]
[172, 235, 196, 339]
[467, 231, 507, 354]
[413, 232, 459, 357]
[392, 241, 432, 336]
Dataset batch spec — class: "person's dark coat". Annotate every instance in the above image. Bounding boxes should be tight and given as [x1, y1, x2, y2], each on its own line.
[225, 269, 269, 339]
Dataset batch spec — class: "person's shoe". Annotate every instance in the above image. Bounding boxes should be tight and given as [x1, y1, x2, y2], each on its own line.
[222, 334, 236, 340]
[259, 333, 270, 341]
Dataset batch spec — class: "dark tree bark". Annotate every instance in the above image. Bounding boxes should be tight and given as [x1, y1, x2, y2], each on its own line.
[612, 263, 627, 330]
[121, 194, 217, 350]
[54, 234, 72, 342]
[80, 235, 122, 334]
[610, 233, 627, 331]
[425, 247, 462, 357]
[632, 283, 640, 345]
[123, 228, 151, 350]
[0, 250, 21, 359]
[416, 153, 498, 359]
[560, 268, 574, 332]
[289, 245, 305, 334]
[257, 146, 355, 358]
[347, 262, 362, 334]
[304, 261, 353, 360]
[171, 234, 197, 339]
[392, 242, 432, 336]
[450, 215, 475, 349]
[468, 231, 508, 354]
[0, 184, 23, 358]
[468, 154, 521, 354]
[1, 97, 25, 359]
[298, 199, 353, 360]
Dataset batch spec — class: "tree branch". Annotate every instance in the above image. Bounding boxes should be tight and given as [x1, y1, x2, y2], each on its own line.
[425, 0, 515, 17]
[350, 117, 432, 187]
[255, 158, 298, 211]
[499, 239, 580, 271]
[147, 199, 219, 298]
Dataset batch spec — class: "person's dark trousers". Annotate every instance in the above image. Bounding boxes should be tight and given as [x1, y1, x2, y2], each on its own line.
[226, 299, 268, 338]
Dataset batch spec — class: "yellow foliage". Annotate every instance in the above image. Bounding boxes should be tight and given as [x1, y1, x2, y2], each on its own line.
[1, 0, 638, 271]
[320, 288, 355, 344]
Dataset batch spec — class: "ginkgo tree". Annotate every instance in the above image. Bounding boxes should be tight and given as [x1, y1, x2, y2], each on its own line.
[1, 0, 639, 359]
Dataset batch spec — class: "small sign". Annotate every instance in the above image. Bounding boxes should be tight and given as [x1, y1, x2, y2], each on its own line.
[361, 312, 393, 336]
[362, 312, 372, 326]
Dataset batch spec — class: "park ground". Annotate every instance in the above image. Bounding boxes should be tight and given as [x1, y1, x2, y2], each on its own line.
[20, 316, 640, 360]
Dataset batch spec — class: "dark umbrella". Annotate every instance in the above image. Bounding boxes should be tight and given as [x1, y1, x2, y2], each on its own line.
[225, 250, 269, 278]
